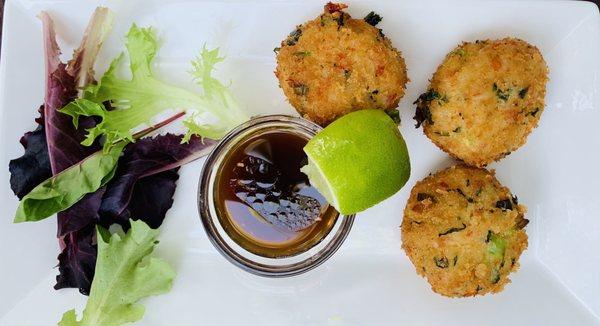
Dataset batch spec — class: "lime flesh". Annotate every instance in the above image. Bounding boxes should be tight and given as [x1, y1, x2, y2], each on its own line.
[301, 109, 411, 215]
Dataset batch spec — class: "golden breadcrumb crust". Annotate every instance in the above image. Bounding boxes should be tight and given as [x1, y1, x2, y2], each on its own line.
[414, 38, 548, 167]
[401, 165, 528, 297]
[275, 3, 408, 126]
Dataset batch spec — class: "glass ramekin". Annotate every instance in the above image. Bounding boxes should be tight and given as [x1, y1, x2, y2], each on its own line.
[198, 115, 355, 277]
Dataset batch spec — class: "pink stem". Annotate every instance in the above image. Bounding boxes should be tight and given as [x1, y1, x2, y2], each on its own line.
[131, 111, 186, 140]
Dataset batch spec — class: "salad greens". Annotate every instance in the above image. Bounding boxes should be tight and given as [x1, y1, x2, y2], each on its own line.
[59, 220, 175, 326]
[99, 134, 216, 229]
[13, 19, 241, 226]
[10, 8, 117, 294]
[9, 6, 243, 322]
[61, 25, 247, 151]
[10, 9, 111, 198]
[14, 142, 126, 223]
[55, 133, 213, 294]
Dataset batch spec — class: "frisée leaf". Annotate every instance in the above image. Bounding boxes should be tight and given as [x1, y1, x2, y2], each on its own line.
[61, 24, 247, 151]
[181, 46, 246, 142]
[58, 220, 175, 326]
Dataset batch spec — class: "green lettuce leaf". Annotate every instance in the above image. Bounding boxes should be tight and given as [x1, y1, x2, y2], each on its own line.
[13, 142, 126, 223]
[59, 219, 176, 326]
[61, 24, 247, 151]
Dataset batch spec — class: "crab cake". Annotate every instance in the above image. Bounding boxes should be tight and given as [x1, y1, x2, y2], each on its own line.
[275, 2, 408, 126]
[401, 165, 528, 297]
[414, 38, 548, 167]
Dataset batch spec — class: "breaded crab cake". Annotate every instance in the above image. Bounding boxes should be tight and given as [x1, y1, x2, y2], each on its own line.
[275, 2, 408, 126]
[414, 38, 549, 167]
[401, 165, 529, 297]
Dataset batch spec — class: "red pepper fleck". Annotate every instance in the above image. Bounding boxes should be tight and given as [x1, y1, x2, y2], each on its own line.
[325, 2, 348, 14]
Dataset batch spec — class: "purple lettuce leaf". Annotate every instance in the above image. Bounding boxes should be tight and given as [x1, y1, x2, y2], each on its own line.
[99, 134, 215, 228]
[54, 224, 97, 295]
[39, 8, 113, 202]
[9, 9, 110, 198]
[54, 134, 214, 294]
[66, 7, 114, 95]
[57, 188, 106, 237]
[39, 10, 105, 294]
[103, 169, 180, 230]
[8, 107, 51, 199]
[9, 11, 107, 197]
[36, 10, 113, 295]
[39, 11, 101, 175]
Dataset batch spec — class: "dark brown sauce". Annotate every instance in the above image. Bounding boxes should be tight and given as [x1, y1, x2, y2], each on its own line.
[215, 131, 338, 258]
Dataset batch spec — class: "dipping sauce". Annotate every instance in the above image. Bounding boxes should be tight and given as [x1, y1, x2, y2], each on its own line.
[215, 131, 338, 258]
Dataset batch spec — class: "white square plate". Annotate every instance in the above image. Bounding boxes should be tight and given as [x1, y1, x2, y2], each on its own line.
[1, 0, 599, 325]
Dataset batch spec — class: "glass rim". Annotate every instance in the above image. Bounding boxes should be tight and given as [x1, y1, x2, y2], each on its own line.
[197, 115, 355, 277]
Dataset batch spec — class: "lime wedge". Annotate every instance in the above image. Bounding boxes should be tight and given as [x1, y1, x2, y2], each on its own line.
[301, 109, 411, 215]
